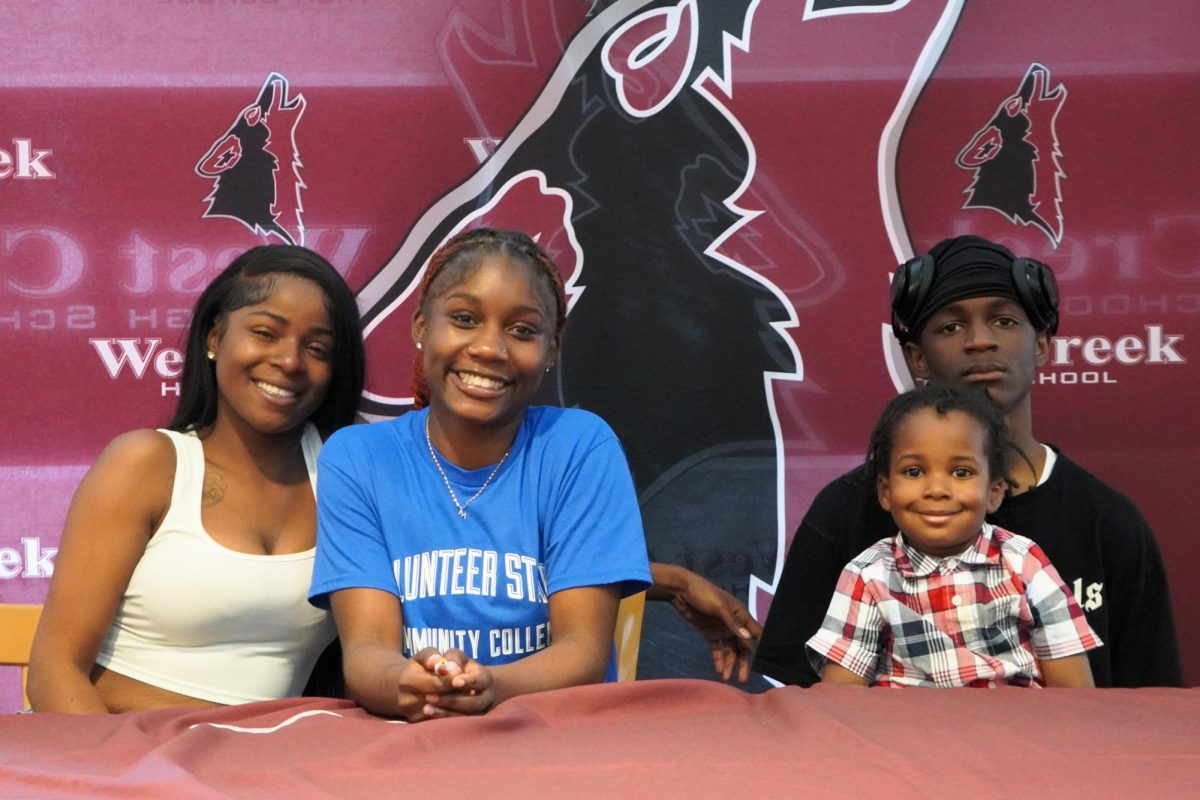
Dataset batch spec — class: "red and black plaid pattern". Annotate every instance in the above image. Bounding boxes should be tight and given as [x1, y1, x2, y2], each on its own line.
[807, 524, 1101, 687]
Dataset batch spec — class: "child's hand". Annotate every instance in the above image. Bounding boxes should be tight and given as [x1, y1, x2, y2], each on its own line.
[422, 654, 495, 719]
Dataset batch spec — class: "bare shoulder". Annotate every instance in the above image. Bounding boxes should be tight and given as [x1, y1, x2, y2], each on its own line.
[93, 428, 176, 473]
[51, 429, 178, 574]
[79, 429, 178, 511]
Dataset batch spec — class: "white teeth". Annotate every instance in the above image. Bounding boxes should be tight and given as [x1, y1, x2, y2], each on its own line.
[255, 380, 296, 398]
[457, 371, 505, 390]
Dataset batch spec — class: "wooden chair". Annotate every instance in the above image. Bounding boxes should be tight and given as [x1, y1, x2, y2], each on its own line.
[614, 593, 645, 682]
[0, 603, 43, 708]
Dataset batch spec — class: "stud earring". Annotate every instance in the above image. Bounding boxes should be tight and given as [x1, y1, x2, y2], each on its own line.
[416, 342, 423, 350]
[207, 350, 216, 361]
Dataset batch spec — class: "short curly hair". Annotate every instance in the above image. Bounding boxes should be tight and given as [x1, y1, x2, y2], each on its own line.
[866, 383, 1012, 492]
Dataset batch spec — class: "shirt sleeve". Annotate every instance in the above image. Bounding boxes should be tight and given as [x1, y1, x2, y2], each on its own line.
[805, 561, 885, 682]
[543, 425, 651, 599]
[754, 470, 887, 686]
[308, 429, 397, 609]
[1020, 542, 1103, 661]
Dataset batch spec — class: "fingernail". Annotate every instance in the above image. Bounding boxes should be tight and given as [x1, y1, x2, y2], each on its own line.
[738, 627, 751, 638]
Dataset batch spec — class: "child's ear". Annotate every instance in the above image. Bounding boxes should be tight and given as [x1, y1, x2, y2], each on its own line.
[987, 478, 1005, 513]
[877, 476, 892, 512]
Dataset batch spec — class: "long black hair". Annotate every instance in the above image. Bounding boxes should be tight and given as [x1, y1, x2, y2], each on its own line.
[866, 383, 1012, 492]
[169, 245, 365, 437]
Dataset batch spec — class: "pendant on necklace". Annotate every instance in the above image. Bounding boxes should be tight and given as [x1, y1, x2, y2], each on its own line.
[426, 417, 510, 520]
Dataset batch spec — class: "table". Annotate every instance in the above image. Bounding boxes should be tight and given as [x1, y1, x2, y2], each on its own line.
[1, 680, 1197, 798]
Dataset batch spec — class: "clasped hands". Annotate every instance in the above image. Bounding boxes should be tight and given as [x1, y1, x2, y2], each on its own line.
[395, 647, 494, 721]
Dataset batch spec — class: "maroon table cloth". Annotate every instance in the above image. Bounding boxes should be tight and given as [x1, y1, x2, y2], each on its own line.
[1, 680, 1197, 798]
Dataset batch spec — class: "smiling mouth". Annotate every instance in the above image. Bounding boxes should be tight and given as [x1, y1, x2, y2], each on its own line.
[915, 509, 961, 523]
[455, 370, 508, 392]
[254, 379, 298, 399]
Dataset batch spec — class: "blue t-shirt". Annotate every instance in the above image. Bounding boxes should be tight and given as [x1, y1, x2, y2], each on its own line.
[310, 406, 651, 667]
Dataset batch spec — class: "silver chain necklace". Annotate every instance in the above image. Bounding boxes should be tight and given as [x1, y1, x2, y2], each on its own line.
[424, 418, 510, 519]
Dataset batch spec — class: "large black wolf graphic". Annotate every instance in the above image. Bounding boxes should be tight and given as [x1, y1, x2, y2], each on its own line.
[196, 72, 307, 245]
[956, 63, 1067, 247]
[357, 0, 800, 685]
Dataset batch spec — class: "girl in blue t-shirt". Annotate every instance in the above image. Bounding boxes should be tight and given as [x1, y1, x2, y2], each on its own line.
[310, 228, 656, 720]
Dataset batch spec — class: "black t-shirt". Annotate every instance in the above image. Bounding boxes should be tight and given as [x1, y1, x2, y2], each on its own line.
[753, 448, 1182, 687]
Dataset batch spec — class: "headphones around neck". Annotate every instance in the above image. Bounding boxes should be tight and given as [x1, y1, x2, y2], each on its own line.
[889, 247, 1059, 342]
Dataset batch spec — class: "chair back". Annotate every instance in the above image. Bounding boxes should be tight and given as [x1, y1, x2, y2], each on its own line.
[0, 604, 44, 708]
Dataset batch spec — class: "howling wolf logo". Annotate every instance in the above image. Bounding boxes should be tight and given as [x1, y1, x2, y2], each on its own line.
[956, 63, 1067, 247]
[356, 0, 801, 684]
[195, 72, 307, 245]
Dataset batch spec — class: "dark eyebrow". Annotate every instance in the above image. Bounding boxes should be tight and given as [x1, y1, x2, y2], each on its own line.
[510, 305, 548, 319]
[894, 453, 981, 463]
[443, 291, 548, 319]
[246, 310, 288, 324]
[246, 310, 335, 338]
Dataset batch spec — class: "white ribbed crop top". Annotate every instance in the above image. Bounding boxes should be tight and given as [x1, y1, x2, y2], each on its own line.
[94, 425, 336, 705]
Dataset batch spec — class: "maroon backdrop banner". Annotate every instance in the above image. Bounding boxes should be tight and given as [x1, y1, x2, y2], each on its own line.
[1, 1, 1197, 708]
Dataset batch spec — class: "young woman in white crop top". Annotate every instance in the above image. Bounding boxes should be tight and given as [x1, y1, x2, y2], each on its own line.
[27, 246, 366, 713]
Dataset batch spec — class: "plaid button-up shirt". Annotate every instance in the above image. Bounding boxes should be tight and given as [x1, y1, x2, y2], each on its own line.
[807, 523, 1101, 687]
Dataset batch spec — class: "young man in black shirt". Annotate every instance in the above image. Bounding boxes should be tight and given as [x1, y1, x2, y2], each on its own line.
[753, 235, 1182, 687]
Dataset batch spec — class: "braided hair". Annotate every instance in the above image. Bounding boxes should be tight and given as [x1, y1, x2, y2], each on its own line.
[865, 383, 1013, 493]
[411, 227, 566, 409]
